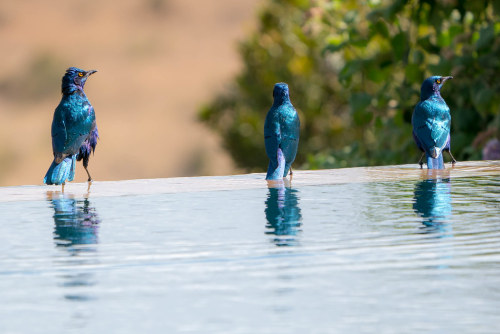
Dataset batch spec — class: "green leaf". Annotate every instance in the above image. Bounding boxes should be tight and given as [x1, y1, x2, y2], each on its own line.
[405, 64, 421, 82]
[324, 35, 346, 53]
[391, 32, 407, 60]
[339, 60, 362, 81]
[448, 25, 463, 40]
[350, 93, 373, 126]
[428, 60, 452, 76]
[417, 35, 440, 53]
[438, 30, 451, 47]
[472, 87, 494, 117]
[371, 20, 389, 38]
[476, 25, 495, 52]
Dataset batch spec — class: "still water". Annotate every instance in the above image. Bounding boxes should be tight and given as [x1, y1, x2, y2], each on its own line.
[0, 167, 499, 333]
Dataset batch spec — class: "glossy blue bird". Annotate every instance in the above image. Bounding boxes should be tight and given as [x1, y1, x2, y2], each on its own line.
[412, 76, 456, 169]
[44, 67, 99, 185]
[264, 83, 300, 180]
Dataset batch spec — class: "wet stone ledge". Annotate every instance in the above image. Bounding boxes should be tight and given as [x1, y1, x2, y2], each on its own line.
[0, 160, 499, 202]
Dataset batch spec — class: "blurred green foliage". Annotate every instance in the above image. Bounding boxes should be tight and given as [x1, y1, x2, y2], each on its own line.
[200, 0, 500, 170]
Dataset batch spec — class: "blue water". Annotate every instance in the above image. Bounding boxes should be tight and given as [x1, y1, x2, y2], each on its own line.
[1, 175, 500, 333]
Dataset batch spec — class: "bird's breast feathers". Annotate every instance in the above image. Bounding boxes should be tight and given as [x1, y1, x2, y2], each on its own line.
[52, 94, 95, 155]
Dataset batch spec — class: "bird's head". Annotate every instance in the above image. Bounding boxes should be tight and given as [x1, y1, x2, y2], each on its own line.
[420, 75, 452, 100]
[273, 82, 290, 104]
[61, 67, 97, 94]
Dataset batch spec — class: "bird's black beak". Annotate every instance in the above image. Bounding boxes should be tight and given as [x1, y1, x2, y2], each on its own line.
[441, 76, 453, 83]
[86, 70, 97, 77]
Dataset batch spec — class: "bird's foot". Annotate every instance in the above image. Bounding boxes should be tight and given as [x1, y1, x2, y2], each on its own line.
[417, 152, 425, 169]
[84, 166, 92, 183]
[447, 151, 457, 167]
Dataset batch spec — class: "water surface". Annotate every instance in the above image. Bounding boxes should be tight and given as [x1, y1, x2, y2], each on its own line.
[1, 163, 499, 333]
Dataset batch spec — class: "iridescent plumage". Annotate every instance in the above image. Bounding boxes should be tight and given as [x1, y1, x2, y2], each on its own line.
[264, 83, 300, 180]
[412, 76, 455, 169]
[44, 67, 99, 185]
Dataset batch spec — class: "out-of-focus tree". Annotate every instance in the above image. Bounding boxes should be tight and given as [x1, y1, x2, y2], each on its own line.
[200, 0, 500, 171]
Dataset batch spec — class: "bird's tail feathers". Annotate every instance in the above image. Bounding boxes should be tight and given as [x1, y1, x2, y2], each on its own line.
[43, 155, 76, 185]
[430, 146, 442, 159]
[426, 153, 444, 169]
[266, 148, 286, 180]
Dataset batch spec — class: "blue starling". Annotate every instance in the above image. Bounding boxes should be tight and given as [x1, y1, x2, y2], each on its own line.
[44, 67, 99, 185]
[264, 83, 300, 180]
[412, 76, 456, 169]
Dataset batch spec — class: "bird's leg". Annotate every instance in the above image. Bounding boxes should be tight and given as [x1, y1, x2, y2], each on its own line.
[418, 153, 425, 169]
[61, 182, 65, 193]
[84, 166, 92, 182]
[82, 156, 93, 182]
[447, 150, 457, 166]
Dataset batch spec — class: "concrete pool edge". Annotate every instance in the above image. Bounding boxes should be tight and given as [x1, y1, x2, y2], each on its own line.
[0, 161, 499, 202]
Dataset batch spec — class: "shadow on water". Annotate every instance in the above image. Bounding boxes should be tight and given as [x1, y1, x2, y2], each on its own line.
[47, 191, 100, 304]
[413, 170, 452, 237]
[265, 180, 302, 247]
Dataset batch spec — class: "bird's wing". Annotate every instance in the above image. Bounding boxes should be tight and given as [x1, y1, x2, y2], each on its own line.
[51, 105, 68, 155]
[429, 109, 451, 150]
[280, 105, 300, 164]
[413, 100, 451, 152]
[264, 107, 281, 164]
[412, 131, 424, 152]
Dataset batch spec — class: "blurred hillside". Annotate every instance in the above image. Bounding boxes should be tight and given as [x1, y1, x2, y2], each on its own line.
[0, 0, 258, 186]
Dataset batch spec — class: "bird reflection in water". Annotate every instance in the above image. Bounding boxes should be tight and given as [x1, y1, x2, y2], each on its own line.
[48, 192, 100, 248]
[265, 179, 302, 246]
[413, 170, 452, 236]
[47, 191, 100, 303]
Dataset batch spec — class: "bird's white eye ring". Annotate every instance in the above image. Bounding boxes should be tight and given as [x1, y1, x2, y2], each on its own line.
[78, 72, 84, 77]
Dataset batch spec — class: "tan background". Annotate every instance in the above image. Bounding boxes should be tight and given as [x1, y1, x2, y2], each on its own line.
[0, 0, 259, 186]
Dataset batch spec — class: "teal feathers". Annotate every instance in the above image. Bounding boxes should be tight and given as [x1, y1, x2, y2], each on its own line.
[264, 83, 300, 180]
[44, 67, 98, 185]
[412, 76, 453, 170]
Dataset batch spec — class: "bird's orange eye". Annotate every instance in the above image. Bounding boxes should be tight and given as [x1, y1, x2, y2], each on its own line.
[78, 72, 84, 77]
[436, 79, 441, 84]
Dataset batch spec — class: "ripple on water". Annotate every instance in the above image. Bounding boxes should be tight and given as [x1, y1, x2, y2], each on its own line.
[0, 165, 499, 333]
